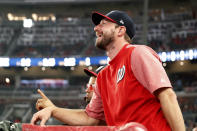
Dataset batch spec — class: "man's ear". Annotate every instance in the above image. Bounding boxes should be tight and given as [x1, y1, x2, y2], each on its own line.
[118, 26, 126, 37]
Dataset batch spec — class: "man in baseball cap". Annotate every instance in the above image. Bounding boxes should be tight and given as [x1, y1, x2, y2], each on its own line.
[84, 66, 105, 103]
[88, 10, 185, 131]
[92, 10, 135, 40]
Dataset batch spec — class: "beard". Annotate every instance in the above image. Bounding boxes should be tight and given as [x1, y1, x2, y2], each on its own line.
[95, 29, 115, 50]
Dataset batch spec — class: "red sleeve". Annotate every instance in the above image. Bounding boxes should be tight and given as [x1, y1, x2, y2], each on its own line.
[85, 83, 105, 121]
[131, 45, 172, 93]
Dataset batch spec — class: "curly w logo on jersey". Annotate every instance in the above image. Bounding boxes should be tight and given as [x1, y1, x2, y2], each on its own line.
[117, 65, 125, 83]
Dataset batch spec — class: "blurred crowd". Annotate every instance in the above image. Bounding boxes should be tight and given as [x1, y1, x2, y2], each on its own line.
[0, 10, 196, 57]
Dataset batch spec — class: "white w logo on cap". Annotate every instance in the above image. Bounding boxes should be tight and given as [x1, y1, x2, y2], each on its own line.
[120, 19, 124, 24]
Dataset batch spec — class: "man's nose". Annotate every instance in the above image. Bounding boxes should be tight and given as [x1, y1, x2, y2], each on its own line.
[94, 24, 100, 32]
[85, 87, 89, 92]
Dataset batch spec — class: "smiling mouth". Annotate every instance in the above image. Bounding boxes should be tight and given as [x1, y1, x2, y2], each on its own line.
[96, 32, 102, 38]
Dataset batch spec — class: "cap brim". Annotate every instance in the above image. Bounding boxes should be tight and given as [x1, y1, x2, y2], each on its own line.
[92, 11, 116, 25]
[84, 68, 97, 77]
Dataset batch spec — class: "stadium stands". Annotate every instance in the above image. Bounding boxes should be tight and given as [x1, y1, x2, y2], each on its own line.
[0, 10, 195, 58]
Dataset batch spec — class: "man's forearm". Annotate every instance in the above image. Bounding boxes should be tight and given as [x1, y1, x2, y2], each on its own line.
[51, 107, 99, 126]
[158, 88, 185, 131]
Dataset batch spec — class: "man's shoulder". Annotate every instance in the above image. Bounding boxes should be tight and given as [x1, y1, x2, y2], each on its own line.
[125, 44, 151, 51]
[130, 44, 161, 62]
[129, 44, 157, 55]
[130, 44, 151, 49]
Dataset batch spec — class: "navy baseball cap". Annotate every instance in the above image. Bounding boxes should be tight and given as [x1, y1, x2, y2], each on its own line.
[84, 66, 105, 77]
[92, 10, 135, 39]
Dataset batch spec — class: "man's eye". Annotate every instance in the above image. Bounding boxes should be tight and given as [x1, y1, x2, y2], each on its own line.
[102, 22, 106, 25]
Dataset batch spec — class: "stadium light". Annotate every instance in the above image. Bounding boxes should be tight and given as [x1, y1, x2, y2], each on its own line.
[70, 67, 75, 70]
[180, 61, 184, 66]
[170, 51, 176, 62]
[42, 58, 56, 67]
[189, 49, 193, 60]
[41, 67, 46, 71]
[24, 67, 28, 71]
[51, 15, 56, 22]
[161, 52, 167, 62]
[64, 58, 76, 66]
[21, 58, 31, 67]
[1, 49, 197, 67]
[162, 62, 167, 67]
[32, 13, 38, 21]
[23, 19, 34, 28]
[88, 66, 93, 70]
[5, 77, 10, 84]
[85, 57, 91, 66]
[7, 13, 14, 21]
[180, 50, 185, 61]
[0, 58, 10, 67]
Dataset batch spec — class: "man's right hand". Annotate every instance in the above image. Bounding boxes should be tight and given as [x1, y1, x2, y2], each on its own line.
[31, 106, 56, 126]
[36, 89, 55, 111]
